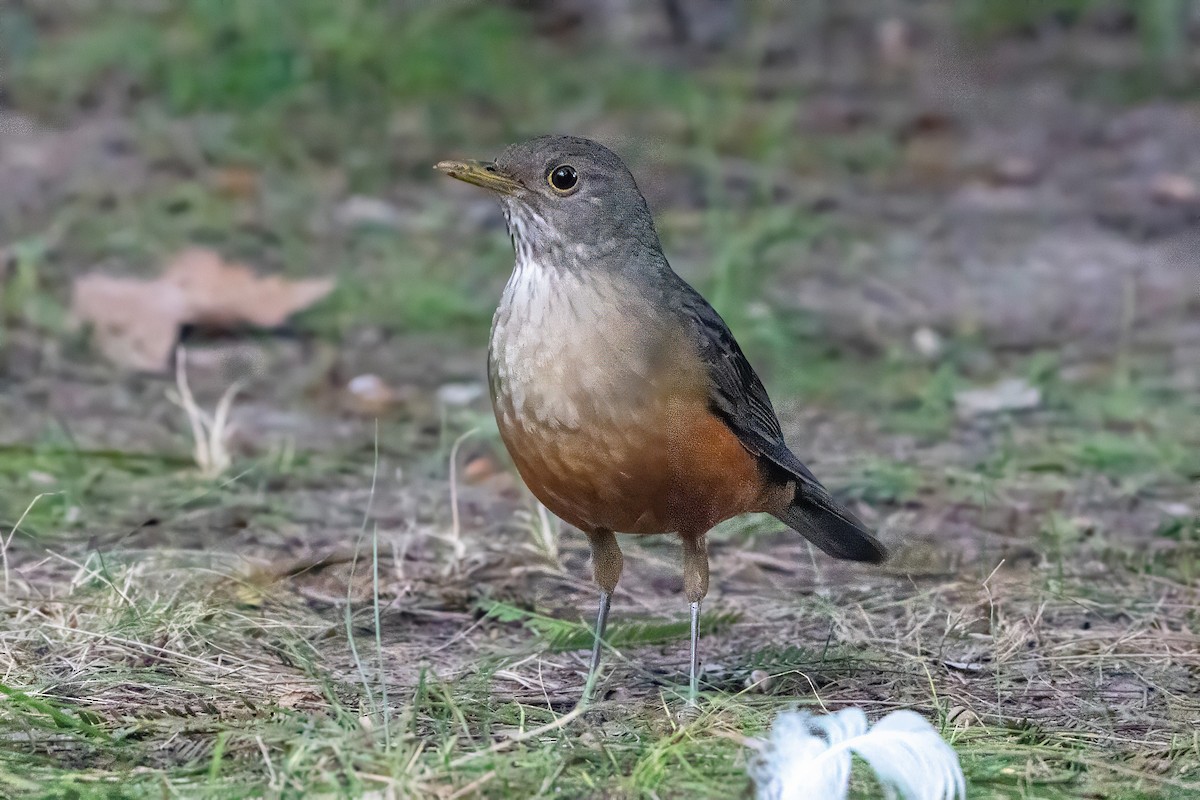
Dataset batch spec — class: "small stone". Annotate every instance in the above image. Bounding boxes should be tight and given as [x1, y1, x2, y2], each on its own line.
[334, 195, 405, 228]
[345, 374, 396, 415]
[954, 378, 1041, 418]
[876, 17, 913, 71]
[745, 301, 771, 320]
[1159, 502, 1193, 518]
[437, 382, 484, 407]
[1150, 173, 1198, 205]
[746, 669, 774, 693]
[911, 326, 943, 359]
[1069, 516, 1099, 537]
[990, 156, 1039, 186]
[26, 470, 56, 486]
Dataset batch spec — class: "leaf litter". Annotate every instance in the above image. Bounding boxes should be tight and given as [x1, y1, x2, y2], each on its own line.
[69, 247, 334, 372]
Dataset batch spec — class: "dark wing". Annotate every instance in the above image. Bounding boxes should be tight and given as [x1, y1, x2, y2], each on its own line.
[674, 280, 886, 563]
[674, 283, 822, 489]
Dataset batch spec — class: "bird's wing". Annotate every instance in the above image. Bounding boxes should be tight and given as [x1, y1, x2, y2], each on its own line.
[674, 281, 823, 490]
[672, 276, 885, 562]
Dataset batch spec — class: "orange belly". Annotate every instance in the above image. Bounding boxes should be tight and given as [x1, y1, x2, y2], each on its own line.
[497, 396, 769, 535]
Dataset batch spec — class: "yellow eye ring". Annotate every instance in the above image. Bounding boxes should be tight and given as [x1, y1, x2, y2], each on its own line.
[548, 164, 579, 193]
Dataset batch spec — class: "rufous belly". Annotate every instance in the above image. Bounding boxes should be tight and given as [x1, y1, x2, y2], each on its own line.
[495, 394, 769, 535]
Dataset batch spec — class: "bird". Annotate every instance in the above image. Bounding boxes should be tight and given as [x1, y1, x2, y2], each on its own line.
[435, 136, 885, 706]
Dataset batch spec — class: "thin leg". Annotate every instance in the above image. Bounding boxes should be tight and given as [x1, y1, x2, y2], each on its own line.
[680, 533, 709, 707]
[688, 599, 701, 706]
[581, 590, 611, 705]
[581, 530, 622, 706]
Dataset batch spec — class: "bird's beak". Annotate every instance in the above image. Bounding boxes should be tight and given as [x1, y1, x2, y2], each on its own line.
[434, 159, 522, 195]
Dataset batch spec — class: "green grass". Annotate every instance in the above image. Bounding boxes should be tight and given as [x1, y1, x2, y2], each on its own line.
[3, 415, 1199, 797]
[21, 413, 1200, 800]
[4, 545, 1198, 798]
[2, 0, 704, 179]
[481, 599, 741, 653]
[0, 2, 693, 339]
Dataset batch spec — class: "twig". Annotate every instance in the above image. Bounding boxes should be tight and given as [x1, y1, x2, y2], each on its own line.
[448, 703, 586, 768]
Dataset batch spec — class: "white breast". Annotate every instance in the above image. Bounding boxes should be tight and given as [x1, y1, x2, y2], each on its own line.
[489, 254, 655, 434]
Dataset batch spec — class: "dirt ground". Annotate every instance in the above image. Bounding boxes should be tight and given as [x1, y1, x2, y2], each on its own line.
[1, 2, 1199, 798]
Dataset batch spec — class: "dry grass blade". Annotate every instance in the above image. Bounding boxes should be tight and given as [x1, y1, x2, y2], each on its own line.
[448, 704, 587, 768]
[167, 347, 243, 478]
[443, 427, 479, 575]
[2, 492, 61, 594]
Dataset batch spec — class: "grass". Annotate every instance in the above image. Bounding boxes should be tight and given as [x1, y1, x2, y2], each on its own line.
[4, 508, 1200, 797]
[2, 0, 1200, 797]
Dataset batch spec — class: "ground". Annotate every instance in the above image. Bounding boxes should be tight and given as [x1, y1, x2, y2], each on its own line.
[1, 1, 1199, 798]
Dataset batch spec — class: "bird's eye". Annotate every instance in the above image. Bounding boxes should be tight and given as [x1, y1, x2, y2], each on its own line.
[548, 165, 578, 193]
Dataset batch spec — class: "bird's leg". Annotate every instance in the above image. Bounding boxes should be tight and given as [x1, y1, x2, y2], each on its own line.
[680, 532, 710, 707]
[582, 529, 622, 706]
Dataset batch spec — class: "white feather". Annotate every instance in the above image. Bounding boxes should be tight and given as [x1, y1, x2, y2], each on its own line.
[749, 708, 965, 800]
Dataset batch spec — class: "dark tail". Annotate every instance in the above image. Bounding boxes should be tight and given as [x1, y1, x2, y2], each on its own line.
[772, 482, 887, 563]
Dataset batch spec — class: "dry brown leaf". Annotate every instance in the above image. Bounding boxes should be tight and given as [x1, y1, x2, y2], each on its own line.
[70, 247, 335, 371]
[162, 247, 334, 328]
[70, 273, 190, 372]
[463, 455, 501, 483]
[275, 687, 325, 711]
[210, 165, 261, 199]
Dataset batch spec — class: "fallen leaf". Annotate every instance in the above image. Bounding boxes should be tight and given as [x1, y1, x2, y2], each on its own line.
[210, 165, 261, 199]
[70, 247, 334, 371]
[463, 455, 500, 483]
[70, 273, 190, 372]
[276, 687, 324, 710]
[162, 247, 334, 328]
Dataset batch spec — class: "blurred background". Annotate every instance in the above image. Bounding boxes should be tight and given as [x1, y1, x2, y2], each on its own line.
[2, 1, 1198, 434]
[1, 1, 1199, 796]
[2, 0, 1198, 508]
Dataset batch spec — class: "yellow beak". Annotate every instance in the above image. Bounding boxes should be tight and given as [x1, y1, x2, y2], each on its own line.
[434, 159, 522, 195]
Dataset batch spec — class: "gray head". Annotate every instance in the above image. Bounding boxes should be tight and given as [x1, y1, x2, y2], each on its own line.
[435, 136, 662, 269]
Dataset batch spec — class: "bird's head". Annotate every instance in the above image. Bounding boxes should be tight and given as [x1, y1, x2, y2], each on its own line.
[436, 135, 660, 267]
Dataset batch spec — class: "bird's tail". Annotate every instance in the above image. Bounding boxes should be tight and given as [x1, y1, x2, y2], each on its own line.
[772, 481, 886, 563]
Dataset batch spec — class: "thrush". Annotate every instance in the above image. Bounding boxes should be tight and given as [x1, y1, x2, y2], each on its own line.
[436, 136, 885, 706]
